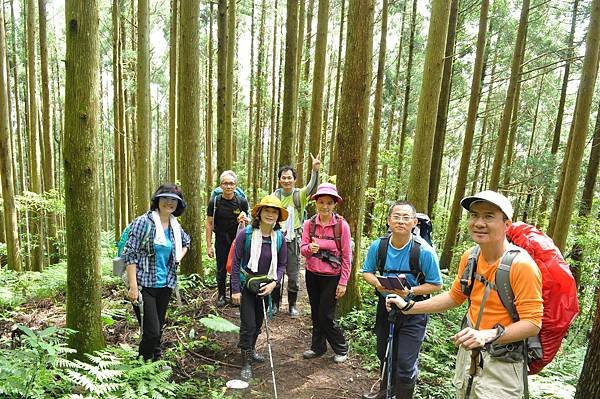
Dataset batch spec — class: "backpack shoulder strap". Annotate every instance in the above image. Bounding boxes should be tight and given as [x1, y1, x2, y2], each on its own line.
[409, 236, 423, 283]
[308, 214, 318, 239]
[496, 249, 521, 323]
[333, 214, 343, 252]
[274, 188, 282, 200]
[460, 246, 481, 297]
[377, 235, 390, 274]
[292, 188, 302, 214]
[276, 230, 284, 251]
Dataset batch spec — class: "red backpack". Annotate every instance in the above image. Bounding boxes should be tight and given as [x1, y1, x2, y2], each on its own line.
[461, 222, 579, 375]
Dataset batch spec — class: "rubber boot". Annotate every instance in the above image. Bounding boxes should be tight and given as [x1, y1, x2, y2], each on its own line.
[394, 381, 415, 399]
[288, 291, 299, 318]
[216, 282, 227, 308]
[271, 286, 281, 315]
[240, 349, 253, 381]
[251, 335, 264, 363]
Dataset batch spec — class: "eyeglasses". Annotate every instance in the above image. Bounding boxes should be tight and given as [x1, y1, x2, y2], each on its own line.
[390, 214, 415, 222]
[221, 181, 236, 187]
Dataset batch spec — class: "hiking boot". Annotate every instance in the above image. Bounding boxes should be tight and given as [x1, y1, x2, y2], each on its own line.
[251, 349, 265, 363]
[333, 353, 348, 363]
[395, 381, 415, 399]
[240, 349, 253, 381]
[289, 305, 299, 318]
[302, 349, 325, 359]
[216, 295, 227, 308]
[362, 389, 389, 399]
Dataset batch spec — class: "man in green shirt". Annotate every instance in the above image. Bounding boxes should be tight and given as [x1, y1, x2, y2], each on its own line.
[272, 153, 320, 317]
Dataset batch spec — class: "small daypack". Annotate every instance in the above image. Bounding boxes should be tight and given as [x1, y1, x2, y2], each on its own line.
[308, 213, 344, 252]
[209, 186, 247, 223]
[460, 222, 579, 375]
[414, 213, 433, 246]
[113, 217, 152, 280]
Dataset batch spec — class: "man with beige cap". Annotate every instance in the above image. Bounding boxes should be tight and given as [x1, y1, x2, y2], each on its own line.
[386, 190, 543, 399]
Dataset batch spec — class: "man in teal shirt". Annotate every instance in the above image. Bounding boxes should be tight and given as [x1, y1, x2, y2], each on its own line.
[272, 153, 320, 317]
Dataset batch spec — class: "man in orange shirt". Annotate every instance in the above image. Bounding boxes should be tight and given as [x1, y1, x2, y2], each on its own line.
[387, 191, 543, 399]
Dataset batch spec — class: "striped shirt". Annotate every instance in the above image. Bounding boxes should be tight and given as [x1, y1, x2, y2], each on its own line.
[121, 211, 191, 288]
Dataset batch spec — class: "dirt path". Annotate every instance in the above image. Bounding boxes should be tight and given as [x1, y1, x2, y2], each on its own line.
[215, 269, 376, 399]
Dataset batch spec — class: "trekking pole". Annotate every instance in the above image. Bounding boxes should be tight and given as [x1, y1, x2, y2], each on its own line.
[385, 303, 398, 399]
[136, 288, 144, 333]
[464, 348, 481, 399]
[262, 297, 278, 399]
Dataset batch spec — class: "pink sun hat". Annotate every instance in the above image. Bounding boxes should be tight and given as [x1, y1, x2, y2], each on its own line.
[311, 183, 343, 203]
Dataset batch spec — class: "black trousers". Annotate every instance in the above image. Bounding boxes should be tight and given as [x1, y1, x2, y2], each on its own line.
[238, 287, 269, 350]
[305, 270, 348, 355]
[133, 286, 172, 361]
[215, 231, 235, 295]
[375, 295, 428, 385]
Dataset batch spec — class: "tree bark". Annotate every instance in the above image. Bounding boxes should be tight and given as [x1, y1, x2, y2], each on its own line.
[406, 2, 451, 212]
[64, 0, 105, 356]
[206, 1, 214, 197]
[488, 0, 529, 190]
[428, 0, 459, 215]
[297, 0, 315, 187]
[395, 0, 417, 196]
[247, 0, 255, 193]
[439, 0, 489, 272]
[27, 0, 45, 271]
[168, 0, 178, 182]
[328, 0, 345, 174]
[279, 0, 299, 166]
[575, 291, 600, 398]
[223, 0, 235, 170]
[112, 0, 122, 240]
[252, 0, 267, 202]
[178, 0, 203, 277]
[335, 0, 374, 315]
[552, 0, 600, 251]
[216, 0, 227, 175]
[363, 0, 388, 238]
[551, 0, 579, 155]
[268, 0, 280, 192]
[0, 2, 22, 271]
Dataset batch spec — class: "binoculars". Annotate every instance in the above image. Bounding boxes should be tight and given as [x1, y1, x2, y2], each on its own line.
[313, 250, 342, 268]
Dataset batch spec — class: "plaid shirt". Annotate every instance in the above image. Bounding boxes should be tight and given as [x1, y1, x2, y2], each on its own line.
[121, 211, 191, 288]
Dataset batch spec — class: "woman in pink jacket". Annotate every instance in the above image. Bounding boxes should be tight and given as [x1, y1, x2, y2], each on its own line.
[300, 183, 352, 363]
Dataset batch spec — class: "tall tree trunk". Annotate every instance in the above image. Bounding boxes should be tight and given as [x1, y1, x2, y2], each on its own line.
[575, 291, 600, 398]
[439, 0, 489, 272]
[297, 0, 315, 187]
[168, 0, 178, 182]
[406, 2, 452, 212]
[328, 0, 345, 174]
[64, 0, 105, 356]
[112, 0, 121, 240]
[38, 0, 58, 262]
[552, 0, 600, 251]
[216, 0, 227, 175]
[551, 0, 579, 155]
[279, 0, 299, 166]
[247, 0, 255, 193]
[224, 0, 235, 169]
[206, 1, 214, 197]
[335, 0, 374, 315]
[395, 0, 417, 196]
[268, 0, 279, 192]
[252, 0, 267, 202]
[9, 0, 23, 195]
[379, 0, 407, 203]
[0, 2, 22, 271]
[135, 0, 151, 215]
[363, 0, 388, 237]
[178, 0, 203, 277]
[27, 0, 44, 271]
[428, 0, 459, 215]
[488, 0, 529, 190]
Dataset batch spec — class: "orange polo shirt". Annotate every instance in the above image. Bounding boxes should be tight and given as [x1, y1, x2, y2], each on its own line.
[449, 246, 543, 330]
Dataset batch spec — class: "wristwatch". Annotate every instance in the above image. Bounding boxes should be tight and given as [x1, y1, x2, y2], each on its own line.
[485, 324, 506, 349]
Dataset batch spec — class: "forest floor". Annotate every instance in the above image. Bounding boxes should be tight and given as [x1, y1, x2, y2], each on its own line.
[0, 267, 377, 399]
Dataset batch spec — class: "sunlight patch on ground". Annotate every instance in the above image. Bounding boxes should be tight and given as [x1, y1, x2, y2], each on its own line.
[529, 374, 576, 399]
